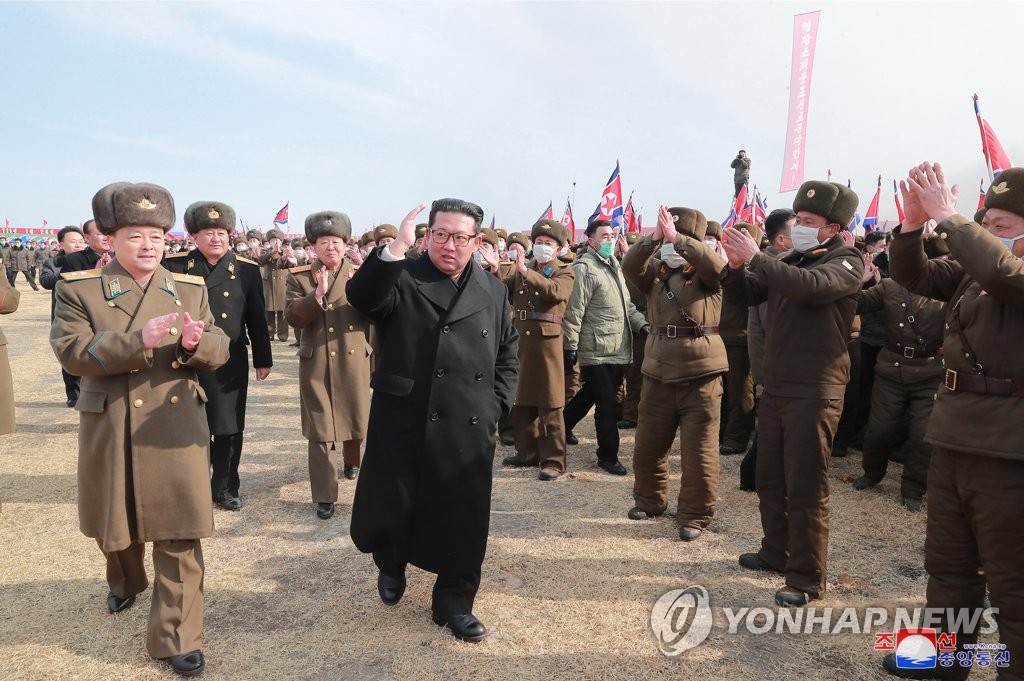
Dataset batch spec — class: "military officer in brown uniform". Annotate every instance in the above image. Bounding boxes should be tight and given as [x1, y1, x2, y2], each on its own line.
[500, 220, 574, 479]
[258, 228, 291, 342]
[373, 223, 398, 247]
[0, 281, 20, 438]
[622, 206, 728, 540]
[719, 222, 759, 456]
[286, 211, 372, 520]
[722, 181, 862, 606]
[164, 201, 274, 511]
[50, 182, 229, 676]
[877, 163, 1024, 679]
[851, 236, 946, 512]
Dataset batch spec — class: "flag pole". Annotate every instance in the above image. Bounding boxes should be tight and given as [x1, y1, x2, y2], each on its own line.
[974, 93, 995, 183]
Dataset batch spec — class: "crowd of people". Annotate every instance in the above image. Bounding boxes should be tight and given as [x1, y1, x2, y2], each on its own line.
[0, 161, 1021, 679]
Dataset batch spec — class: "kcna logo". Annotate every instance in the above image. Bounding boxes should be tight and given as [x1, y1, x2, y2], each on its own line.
[650, 585, 714, 656]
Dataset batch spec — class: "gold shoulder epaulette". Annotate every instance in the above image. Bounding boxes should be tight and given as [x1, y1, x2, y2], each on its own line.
[171, 273, 207, 286]
[60, 268, 101, 281]
[289, 265, 312, 274]
[163, 252, 189, 259]
[236, 256, 259, 266]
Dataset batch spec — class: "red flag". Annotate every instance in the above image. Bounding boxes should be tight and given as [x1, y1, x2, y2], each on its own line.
[4, 218, 8, 230]
[42, 219, 48, 228]
[273, 202, 289, 227]
[893, 179, 905, 223]
[623, 192, 638, 233]
[588, 161, 624, 226]
[732, 183, 748, 219]
[863, 175, 881, 232]
[538, 201, 554, 221]
[974, 94, 1013, 177]
[559, 199, 576, 240]
[978, 179, 986, 212]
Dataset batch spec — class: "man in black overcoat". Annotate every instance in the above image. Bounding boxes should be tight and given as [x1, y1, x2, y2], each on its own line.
[164, 201, 273, 510]
[347, 198, 519, 643]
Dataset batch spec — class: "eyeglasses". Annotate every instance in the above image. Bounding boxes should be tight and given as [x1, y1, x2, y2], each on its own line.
[430, 229, 476, 247]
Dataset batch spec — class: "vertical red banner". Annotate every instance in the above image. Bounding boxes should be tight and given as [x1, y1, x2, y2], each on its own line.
[779, 11, 821, 193]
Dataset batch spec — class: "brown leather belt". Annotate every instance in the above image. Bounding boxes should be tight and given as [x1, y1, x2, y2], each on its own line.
[945, 369, 1024, 397]
[515, 310, 562, 324]
[649, 324, 719, 339]
[886, 343, 940, 360]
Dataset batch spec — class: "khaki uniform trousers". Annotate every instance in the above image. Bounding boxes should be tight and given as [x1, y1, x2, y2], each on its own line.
[632, 375, 722, 529]
[266, 310, 288, 342]
[308, 439, 361, 503]
[511, 405, 567, 472]
[721, 344, 755, 451]
[860, 372, 936, 500]
[755, 391, 842, 597]
[923, 449, 1024, 681]
[100, 538, 204, 659]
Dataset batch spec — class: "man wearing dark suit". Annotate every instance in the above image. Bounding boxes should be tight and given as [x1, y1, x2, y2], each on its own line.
[347, 198, 519, 643]
[62, 219, 112, 274]
[164, 201, 273, 511]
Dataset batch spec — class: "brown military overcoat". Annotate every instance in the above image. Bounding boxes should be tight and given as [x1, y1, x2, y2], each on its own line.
[285, 259, 372, 443]
[50, 261, 229, 552]
[259, 251, 290, 311]
[0, 283, 20, 435]
[503, 258, 574, 408]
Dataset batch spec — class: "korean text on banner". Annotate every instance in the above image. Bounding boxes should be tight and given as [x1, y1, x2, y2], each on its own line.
[779, 11, 821, 193]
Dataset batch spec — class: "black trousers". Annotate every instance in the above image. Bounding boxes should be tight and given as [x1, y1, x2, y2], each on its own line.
[563, 363, 626, 463]
[857, 342, 883, 434]
[62, 370, 80, 403]
[372, 545, 482, 618]
[210, 432, 243, 498]
[740, 434, 758, 491]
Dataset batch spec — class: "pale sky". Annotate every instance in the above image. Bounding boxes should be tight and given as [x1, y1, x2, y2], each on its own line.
[2, 0, 1021, 235]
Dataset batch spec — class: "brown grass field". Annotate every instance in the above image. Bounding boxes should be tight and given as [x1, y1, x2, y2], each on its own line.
[0, 288, 999, 680]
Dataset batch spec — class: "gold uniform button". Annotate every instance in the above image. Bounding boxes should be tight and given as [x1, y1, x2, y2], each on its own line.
[169, 327, 178, 336]
[133, 399, 143, 408]
[348, 349, 354, 355]
[223, 291, 230, 297]
[330, 351, 337, 357]
[170, 396, 179, 404]
[171, 361, 180, 369]
[221, 313, 228, 319]
[525, 330, 531, 336]
[940, 233, 948, 240]
[327, 303, 334, 310]
[108, 301, 116, 307]
[348, 325, 354, 331]
[328, 327, 335, 333]
[175, 300, 182, 307]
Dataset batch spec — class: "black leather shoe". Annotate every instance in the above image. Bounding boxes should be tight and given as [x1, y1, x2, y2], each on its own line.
[499, 436, 515, 446]
[627, 507, 661, 520]
[902, 498, 924, 513]
[107, 592, 135, 613]
[775, 586, 816, 607]
[853, 475, 881, 491]
[719, 444, 742, 455]
[316, 502, 335, 519]
[616, 420, 637, 429]
[538, 468, 561, 481]
[566, 432, 579, 446]
[344, 466, 359, 480]
[738, 553, 784, 574]
[502, 455, 535, 468]
[216, 494, 242, 511]
[881, 652, 946, 679]
[377, 571, 407, 606]
[163, 650, 205, 677]
[432, 612, 487, 643]
[679, 527, 702, 542]
[66, 399, 77, 408]
[597, 460, 627, 476]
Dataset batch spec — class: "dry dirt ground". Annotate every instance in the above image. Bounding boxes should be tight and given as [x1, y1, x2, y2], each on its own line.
[0, 289, 1000, 680]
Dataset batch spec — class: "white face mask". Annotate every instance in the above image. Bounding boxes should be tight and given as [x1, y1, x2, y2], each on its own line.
[294, 249, 306, 258]
[235, 243, 248, 253]
[533, 243, 556, 264]
[497, 239, 506, 252]
[473, 250, 487, 266]
[660, 243, 686, 269]
[507, 248, 519, 261]
[996, 233, 1024, 252]
[558, 244, 570, 257]
[791, 224, 824, 252]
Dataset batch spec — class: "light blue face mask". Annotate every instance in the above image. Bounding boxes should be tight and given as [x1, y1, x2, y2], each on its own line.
[996, 232, 1024, 252]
